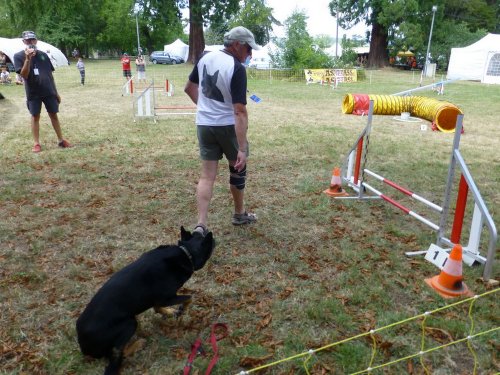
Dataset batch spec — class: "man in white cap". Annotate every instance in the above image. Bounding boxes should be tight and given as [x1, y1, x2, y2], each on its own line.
[184, 26, 260, 235]
[14, 31, 71, 152]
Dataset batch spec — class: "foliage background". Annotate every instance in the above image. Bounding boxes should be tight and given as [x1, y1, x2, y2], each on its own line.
[0, 0, 498, 69]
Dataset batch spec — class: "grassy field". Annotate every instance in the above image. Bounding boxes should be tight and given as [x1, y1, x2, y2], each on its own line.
[0, 60, 498, 375]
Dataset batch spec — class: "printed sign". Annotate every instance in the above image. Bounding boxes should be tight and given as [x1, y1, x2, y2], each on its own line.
[304, 69, 358, 84]
[425, 244, 449, 269]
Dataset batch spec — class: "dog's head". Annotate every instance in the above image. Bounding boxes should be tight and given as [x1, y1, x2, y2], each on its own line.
[179, 226, 215, 271]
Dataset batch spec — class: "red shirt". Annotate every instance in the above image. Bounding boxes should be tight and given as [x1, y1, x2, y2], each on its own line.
[121, 57, 131, 70]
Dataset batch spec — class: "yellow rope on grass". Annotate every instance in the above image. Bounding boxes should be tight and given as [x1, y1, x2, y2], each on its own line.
[419, 312, 431, 375]
[467, 296, 479, 375]
[367, 329, 377, 373]
[235, 289, 499, 375]
[349, 327, 500, 375]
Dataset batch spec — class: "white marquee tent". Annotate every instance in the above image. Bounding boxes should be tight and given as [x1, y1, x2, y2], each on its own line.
[249, 42, 277, 69]
[163, 39, 189, 61]
[0, 37, 69, 68]
[447, 33, 500, 84]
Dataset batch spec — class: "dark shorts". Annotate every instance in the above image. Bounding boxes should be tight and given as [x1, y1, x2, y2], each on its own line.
[197, 125, 249, 161]
[123, 69, 132, 78]
[27, 96, 59, 116]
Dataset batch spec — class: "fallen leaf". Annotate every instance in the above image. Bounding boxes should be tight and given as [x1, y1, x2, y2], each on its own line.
[257, 313, 272, 331]
[239, 354, 273, 368]
[425, 326, 453, 344]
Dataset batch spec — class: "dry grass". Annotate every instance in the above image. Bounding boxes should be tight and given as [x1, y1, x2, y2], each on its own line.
[0, 61, 498, 374]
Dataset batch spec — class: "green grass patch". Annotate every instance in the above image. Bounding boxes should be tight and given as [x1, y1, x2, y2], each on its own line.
[0, 61, 498, 374]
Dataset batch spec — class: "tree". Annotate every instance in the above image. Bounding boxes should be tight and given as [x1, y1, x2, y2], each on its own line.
[187, 0, 240, 63]
[328, 0, 419, 68]
[328, 0, 497, 69]
[136, 0, 184, 54]
[97, 0, 137, 54]
[229, 0, 280, 46]
[273, 10, 332, 69]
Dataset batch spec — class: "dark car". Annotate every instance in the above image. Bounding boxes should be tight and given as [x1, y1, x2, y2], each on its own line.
[149, 51, 184, 65]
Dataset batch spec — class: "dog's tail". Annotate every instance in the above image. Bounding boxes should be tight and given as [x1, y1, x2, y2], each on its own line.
[104, 347, 123, 375]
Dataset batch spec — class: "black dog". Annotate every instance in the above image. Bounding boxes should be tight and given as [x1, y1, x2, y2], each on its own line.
[76, 227, 215, 375]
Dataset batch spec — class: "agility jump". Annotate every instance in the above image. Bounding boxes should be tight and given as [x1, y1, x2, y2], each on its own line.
[328, 101, 497, 281]
[133, 79, 196, 122]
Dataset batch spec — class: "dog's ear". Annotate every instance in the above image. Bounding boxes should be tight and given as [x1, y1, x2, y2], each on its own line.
[203, 231, 215, 251]
[180, 226, 192, 241]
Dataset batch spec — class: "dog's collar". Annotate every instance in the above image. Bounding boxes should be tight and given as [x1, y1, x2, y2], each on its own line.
[179, 245, 194, 270]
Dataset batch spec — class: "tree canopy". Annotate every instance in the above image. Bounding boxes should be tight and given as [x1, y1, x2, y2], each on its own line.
[328, 0, 498, 68]
[272, 10, 333, 69]
[1, 0, 498, 70]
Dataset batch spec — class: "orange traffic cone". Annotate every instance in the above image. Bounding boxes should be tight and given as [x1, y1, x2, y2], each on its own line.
[425, 244, 473, 298]
[324, 167, 348, 197]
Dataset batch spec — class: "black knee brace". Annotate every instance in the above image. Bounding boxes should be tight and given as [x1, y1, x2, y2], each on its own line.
[229, 165, 246, 190]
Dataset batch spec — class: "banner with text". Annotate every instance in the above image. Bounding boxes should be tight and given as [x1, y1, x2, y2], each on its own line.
[304, 69, 358, 84]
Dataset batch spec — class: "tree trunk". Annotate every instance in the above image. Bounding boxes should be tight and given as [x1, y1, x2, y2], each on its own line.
[188, 0, 205, 64]
[367, 20, 388, 69]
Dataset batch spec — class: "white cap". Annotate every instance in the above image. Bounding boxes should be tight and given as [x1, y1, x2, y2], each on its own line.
[224, 26, 260, 50]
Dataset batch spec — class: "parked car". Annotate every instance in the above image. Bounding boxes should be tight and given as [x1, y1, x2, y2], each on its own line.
[149, 51, 184, 65]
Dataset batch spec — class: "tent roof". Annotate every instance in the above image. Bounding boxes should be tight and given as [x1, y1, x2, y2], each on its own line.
[447, 33, 500, 82]
[459, 33, 500, 52]
[0, 37, 69, 68]
[165, 38, 188, 48]
[354, 46, 369, 54]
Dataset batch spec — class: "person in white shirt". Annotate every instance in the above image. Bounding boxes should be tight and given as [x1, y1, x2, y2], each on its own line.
[184, 26, 259, 235]
[76, 57, 85, 85]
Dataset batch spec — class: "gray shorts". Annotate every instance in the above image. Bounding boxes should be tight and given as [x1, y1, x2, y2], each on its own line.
[197, 125, 249, 161]
[27, 95, 59, 116]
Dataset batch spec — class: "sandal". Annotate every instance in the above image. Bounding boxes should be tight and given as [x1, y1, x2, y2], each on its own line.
[232, 211, 257, 226]
[193, 223, 209, 237]
[58, 139, 72, 148]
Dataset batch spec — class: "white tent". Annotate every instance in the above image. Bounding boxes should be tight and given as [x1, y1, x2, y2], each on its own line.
[163, 39, 189, 61]
[0, 37, 69, 68]
[447, 33, 500, 84]
[249, 42, 277, 69]
[204, 44, 224, 53]
[324, 44, 343, 58]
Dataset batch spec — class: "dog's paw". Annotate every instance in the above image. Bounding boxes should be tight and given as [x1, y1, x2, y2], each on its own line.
[154, 306, 178, 317]
[173, 304, 187, 319]
[123, 338, 146, 357]
[154, 304, 188, 319]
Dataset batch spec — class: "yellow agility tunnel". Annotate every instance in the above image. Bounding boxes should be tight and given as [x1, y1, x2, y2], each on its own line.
[342, 94, 463, 133]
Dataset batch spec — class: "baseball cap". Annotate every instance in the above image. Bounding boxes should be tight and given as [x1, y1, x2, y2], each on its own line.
[22, 31, 37, 40]
[224, 26, 260, 50]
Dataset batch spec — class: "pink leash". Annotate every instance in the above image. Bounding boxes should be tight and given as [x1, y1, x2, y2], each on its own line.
[183, 323, 229, 375]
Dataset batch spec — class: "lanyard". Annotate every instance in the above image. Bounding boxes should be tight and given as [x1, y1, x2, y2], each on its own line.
[183, 323, 229, 375]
